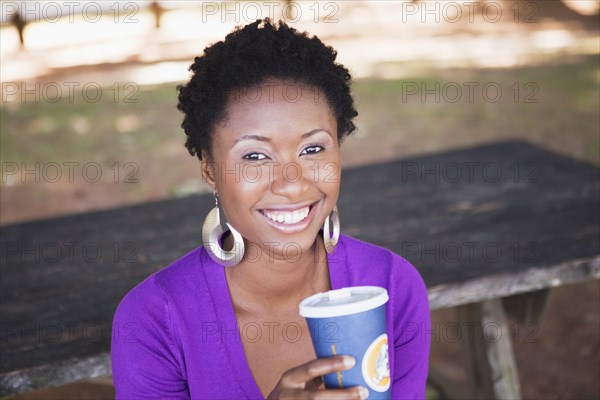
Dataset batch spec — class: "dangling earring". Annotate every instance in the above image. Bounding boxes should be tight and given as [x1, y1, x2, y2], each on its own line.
[202, 191, 245, 267]
[323, 205, 340, 254]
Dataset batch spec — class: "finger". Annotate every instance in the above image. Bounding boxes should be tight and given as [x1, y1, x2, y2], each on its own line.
[279, 386, 369, 400]
[280, 355, 356, 387]
[283, 356, 355, 387]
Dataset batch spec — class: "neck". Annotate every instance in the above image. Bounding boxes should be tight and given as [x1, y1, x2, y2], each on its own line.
[224, 235, 331, 315]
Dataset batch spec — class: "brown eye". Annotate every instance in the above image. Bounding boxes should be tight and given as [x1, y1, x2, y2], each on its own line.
[301, 145, 324, 155]
[243, 152, 267, 160]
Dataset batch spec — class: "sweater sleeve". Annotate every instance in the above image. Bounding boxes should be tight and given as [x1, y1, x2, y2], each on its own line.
[111, 276, 190, 400]
[391, 256, 431, 400]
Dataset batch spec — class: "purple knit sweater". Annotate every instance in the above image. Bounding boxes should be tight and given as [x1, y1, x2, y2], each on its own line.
[111, 234, 430, 399]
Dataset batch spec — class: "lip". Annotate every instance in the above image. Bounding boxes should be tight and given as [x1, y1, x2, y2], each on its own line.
[259, 200, 320, 233]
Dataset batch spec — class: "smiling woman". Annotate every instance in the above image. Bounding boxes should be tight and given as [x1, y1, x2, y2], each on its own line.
[111, 18, 430, 400]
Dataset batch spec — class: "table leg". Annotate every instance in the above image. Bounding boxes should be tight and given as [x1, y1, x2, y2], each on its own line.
[457, 299, 522, 400]
[502, 289, 550, 325]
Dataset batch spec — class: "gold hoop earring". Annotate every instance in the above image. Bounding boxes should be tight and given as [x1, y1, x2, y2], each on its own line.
[323, 205, 340, 254]
[202, 191, 245, 267]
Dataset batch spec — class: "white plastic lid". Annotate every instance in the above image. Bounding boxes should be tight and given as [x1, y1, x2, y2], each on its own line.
[299, 286, 389, 318]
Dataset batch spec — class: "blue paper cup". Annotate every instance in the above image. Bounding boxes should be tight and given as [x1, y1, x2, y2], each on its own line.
[299, 286, 390, 399]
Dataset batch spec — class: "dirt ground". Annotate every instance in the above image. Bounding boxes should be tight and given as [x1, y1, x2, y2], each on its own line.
[430, 280, 600, 399]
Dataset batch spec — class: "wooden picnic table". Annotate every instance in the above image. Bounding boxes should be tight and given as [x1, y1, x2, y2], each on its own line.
[1, 140, 598, 398]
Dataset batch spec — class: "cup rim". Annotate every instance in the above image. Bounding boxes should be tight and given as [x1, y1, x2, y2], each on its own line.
[298, 286, 389, 318]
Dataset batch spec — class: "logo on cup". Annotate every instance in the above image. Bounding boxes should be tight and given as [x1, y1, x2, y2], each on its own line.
[361, 333, 390, 392]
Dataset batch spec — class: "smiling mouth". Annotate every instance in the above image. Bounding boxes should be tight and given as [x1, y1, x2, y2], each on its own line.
[259, 201, 318, 225]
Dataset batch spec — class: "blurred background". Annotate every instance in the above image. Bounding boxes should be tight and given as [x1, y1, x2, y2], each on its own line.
[1, 0, 598, 399]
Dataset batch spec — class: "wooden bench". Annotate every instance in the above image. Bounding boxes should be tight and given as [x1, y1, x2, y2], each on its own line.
[1, 140, 598, 398]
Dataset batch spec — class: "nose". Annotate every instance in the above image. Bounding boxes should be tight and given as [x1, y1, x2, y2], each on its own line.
[269, 161, 312, 201]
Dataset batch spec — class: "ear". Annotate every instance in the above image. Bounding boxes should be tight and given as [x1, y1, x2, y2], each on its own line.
[200, 149, 217, 190]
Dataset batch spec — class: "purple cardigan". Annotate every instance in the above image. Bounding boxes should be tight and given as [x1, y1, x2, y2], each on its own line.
[111, 234, 430, 399]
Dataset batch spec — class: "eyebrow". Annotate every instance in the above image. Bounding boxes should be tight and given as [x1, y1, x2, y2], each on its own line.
[234, 129, 333, 144]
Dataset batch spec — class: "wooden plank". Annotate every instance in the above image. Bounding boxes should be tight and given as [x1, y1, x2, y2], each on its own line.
[428, 255, 600, 310]
[339, 140, 600, 286]
[457, 300, 522, 400]
[0, 353, 110, 395]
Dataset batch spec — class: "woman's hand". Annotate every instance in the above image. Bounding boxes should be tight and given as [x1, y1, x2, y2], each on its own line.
[266, 355, 369, 399]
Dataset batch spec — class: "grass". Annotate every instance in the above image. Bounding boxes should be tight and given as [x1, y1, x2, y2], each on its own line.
[1, 83, 181, 166]
[348, 54, 599, 167]
[1, 55, 598, 200]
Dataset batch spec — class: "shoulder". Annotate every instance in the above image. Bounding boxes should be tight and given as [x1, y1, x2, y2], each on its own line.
[338, 233, 390, 255]
[113, 245, 205, 319]
[338, 234, 423, 282]
[111, 250, 202, 396]
[337, 234, 428, 308]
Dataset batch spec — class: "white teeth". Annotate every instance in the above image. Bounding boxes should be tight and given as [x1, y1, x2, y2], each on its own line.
[263, 206, 310, 225]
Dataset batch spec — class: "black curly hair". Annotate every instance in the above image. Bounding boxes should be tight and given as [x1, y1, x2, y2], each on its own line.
[176, 18, 358, 161]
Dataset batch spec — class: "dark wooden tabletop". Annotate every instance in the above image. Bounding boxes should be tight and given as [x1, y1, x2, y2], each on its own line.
[1, 140, 599, 394]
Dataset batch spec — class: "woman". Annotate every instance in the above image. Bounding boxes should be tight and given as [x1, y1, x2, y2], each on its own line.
[111, 18, 430, 399]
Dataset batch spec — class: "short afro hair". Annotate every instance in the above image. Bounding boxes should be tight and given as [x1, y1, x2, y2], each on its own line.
[176, 18, 358, 161]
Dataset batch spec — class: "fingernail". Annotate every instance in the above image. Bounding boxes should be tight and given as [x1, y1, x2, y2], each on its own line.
[342, 355, 356, 368]
[359, 386, 369, 399]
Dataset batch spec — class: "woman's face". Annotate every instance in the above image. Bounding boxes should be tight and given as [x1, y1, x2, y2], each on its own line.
[202, 79, 341, 259]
